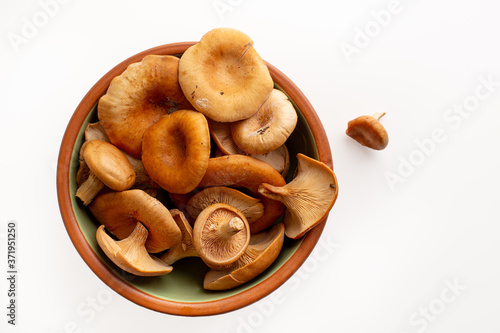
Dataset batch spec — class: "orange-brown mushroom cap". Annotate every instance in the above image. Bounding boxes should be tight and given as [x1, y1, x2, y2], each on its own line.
[178, 28, 273, 122]
[89, 189, 181, 253]
[142, 110, 211, 194]
[346, 112, 389, 150]
[75, 140, 135, 205]
[82, 140, 135, 191]
[98, 55, 193, 158]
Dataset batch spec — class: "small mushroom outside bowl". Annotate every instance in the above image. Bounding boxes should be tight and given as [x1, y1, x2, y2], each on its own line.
[57, 42, 335, 316]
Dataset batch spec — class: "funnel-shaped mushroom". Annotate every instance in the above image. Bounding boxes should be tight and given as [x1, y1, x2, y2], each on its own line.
[258, 154, 339, 239]
[346, 112, 389, 150]
[96, 223, 172, 276]
[193, 203, 250, 269]
[231, 89, 298, 155]
[98, 55, 193, 158]
[142, 110, 210, 194]
[186, 187, 264, 224]
[204, 223, 284, 290]
[159, 209, 198, 265]
[89, 189, 181, 253]
[179, 27, 273, 122]
[75, 140, 135, 205]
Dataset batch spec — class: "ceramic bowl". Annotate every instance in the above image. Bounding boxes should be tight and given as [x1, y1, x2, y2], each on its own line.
[57, 42, 334, 316]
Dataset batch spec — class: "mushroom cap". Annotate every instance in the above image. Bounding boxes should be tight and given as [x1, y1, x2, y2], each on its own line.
[209, 120, 290, 176]
[141, 110, 210, 194]
[208, 119, 247, 155]
[84, 122, 110, 142]
[346, 113, 389, 150]
[186, 187, 264, 224]
[77, 123, 157, 190]
[98, 55, 193, 158]
[251, 144, 290, 177]
[96, 223, 173, 277]
[204, 223, 284, 290]
[178, 27, 273, 122]
[258, 153, 339, 239]
[193, 203, 251, 269]
[159, 209, 198, 265]
[197, 155, 286, 234]
[89, 189, 181, 253]
[231, 89, 298, 155]
[77, 122, 111, 187]
[82, 139, 135, 191]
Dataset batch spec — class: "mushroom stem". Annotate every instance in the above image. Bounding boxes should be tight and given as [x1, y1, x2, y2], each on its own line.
[96, 223, 173, 277]
[219, 217, 245, 238]
[372, 112, 386, 121]
[119, 222, 148, 249]
[75, 172, 105, 205]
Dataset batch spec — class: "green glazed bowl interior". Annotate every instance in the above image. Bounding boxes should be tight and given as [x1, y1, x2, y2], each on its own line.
[57, 42, 333, 316]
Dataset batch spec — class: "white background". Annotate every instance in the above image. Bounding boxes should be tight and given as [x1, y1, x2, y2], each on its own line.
[1, 0, 500, 332]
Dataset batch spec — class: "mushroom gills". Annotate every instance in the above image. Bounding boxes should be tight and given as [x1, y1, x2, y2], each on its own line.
[193, 203, 251, 269]
[197, 155, 286, 234]
[159, 209, 198, 265]
[96, 223, 172, 277]
[258, 153, 338, 239]
[186, 186, 264, 224]
[203, 223, 285, 290]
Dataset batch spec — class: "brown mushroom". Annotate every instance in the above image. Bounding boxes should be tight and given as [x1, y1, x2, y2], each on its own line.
[98, 55, 193, 158]
[258, 154, 339, 239]
[208, 119, 246, 155]
[89, 189, 181, 253]
[193, 203, 250, 269]
[197, 155, 286, 234]
[77, 122, 157, 190]
[75, 140, 135, 205]
[231, 89, 298, 155]
[204, 223, 284, 290]
[209, 119, 290, 177]
[186, 187, 264, 224]
[76, 122, 111, 187]
[178, 27, 273, 122]
[84, 121, 110, 142]
[159, 209, 198, 265]
[141, 110, 210, 194]
[96, 223, 172, 277]
[251, 145, 290, 177]
[346, 112, 389, 150]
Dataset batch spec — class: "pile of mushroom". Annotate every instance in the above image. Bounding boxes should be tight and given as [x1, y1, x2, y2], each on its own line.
[76, 28, 339, 290]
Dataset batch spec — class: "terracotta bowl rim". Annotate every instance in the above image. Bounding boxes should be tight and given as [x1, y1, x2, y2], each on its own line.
[56, 41, 333, 316]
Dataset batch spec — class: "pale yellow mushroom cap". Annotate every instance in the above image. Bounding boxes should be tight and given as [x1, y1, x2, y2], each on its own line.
[178, 28, 273, 122]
